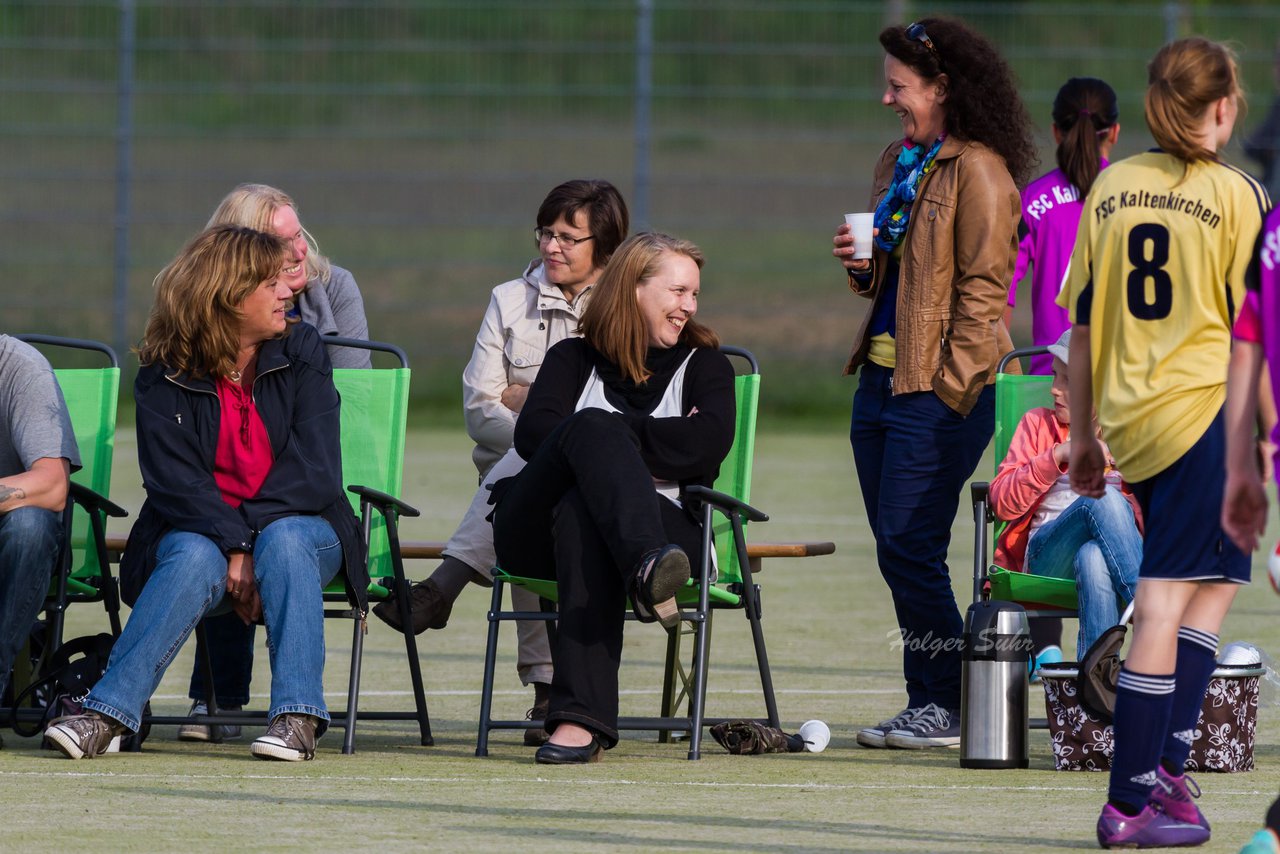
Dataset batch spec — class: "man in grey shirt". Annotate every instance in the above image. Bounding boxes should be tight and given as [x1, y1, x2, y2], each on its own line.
[0, 335, 81, 726]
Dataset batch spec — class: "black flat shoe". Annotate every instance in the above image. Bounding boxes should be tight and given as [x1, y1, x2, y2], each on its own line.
[631, 544, 690, 628]
[535, 737, 602, 765]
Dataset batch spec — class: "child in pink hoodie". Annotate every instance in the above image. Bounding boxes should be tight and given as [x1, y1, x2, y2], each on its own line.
[989, 329, 1143, 656]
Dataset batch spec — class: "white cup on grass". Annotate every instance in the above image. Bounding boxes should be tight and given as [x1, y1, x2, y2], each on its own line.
[844, 212, 875, 260]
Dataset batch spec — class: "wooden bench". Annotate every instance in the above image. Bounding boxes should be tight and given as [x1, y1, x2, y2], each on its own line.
[105, 536, 834, 574]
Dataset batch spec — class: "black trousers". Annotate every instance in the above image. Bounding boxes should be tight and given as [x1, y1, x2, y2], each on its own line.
[492, 409, 701, 748]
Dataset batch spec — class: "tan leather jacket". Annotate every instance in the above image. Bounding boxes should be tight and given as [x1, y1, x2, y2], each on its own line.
[844, 136, 1020, 415]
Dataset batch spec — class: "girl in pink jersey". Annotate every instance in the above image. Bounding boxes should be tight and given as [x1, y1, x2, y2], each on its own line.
[1225, 205, 1280, 854]
[1009, 78, 1120, 377]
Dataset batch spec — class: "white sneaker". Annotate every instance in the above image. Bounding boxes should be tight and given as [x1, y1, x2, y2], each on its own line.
[177, 701, 242, 742]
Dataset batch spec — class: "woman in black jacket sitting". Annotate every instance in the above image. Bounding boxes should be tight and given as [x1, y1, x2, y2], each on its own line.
[46, 225, 363, 762]
[492, 231, 736, 764]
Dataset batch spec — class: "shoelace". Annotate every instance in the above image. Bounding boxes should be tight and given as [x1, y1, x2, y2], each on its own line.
[909, 703, 950, 731]
[1156, 771, 1201, 800]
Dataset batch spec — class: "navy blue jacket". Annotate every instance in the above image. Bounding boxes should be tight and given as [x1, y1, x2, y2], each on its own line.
[120, 324, 367, 609]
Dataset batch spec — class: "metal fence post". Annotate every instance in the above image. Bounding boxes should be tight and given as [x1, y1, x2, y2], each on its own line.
[113, 0, 136, 358]
[1162, 1, 1184, 42]
[634, 0, 654, 229]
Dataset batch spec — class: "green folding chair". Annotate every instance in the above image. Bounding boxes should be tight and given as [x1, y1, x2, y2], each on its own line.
[475, 346, 776, 760]
[179, 337, 431, 755]
[970, 345, 1079, 614]
[15, 335, 129, 651]
[324, 337, 431, 753]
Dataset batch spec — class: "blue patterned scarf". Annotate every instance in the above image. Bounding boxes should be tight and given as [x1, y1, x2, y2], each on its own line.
[874, 135, 946, 252]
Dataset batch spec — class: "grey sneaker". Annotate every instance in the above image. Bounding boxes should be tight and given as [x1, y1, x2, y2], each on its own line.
[251, 713, 319, 761]
[46, 711, 128, 759]
[856, 707, 921, 748]
[371, 578, 453, 635]
[883, 703, 961, 749]
[177, 700, 242, 742]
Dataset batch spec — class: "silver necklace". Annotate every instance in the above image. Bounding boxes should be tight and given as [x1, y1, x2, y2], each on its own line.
[229, 369, 243, 383]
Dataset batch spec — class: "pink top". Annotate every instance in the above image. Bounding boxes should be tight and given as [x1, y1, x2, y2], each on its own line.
[214, 378, 274, 508]
[1009, 163, 1107, 375]
[989, 405, 1142, 572]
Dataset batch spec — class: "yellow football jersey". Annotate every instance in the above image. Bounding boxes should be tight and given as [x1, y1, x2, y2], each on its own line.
[1058, 151, 1268, 482]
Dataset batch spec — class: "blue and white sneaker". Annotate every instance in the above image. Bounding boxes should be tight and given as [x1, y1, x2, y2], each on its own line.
[1029, 644, 1063, 684]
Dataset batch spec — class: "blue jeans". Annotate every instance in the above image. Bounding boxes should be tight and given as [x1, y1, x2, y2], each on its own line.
[85, 515, 342, 732]
[1025, 488, 1140, 655]
[0, 507, 61, 699]
[851, 364, 995, 711]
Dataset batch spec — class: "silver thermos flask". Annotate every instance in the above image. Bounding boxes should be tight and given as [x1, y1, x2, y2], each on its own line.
[960, 599, 1031, 769]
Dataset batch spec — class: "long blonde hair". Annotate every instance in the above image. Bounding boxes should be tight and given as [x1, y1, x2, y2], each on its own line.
[207, 183, 332, 285]
[1145, 38, 1244, 165]
[138, 225, 287, 378]
[578, 232, 719, 384]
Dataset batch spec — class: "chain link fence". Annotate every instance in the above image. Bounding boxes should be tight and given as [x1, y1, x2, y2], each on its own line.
[4, 0, 1278, 415]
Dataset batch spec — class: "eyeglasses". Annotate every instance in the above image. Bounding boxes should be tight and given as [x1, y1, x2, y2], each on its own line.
[534, 227, 594, 249]
[905, 22, 939, 59]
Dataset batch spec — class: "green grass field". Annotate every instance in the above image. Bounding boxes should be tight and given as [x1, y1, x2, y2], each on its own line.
[4, 426, 1280, 852]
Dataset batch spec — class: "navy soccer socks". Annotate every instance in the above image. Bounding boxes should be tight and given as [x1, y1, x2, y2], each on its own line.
[1160, 627, 1219, 774]
[1108, 667, 1175, 814]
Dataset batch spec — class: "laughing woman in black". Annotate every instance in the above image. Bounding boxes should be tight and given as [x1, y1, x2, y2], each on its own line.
[491, 232, 735, 764]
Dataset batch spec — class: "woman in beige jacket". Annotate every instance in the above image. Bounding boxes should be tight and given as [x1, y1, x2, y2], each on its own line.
[375, 180, 629, 744]
[830, 17, 1036, 751]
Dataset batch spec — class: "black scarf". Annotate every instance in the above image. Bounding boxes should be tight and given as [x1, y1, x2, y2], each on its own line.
[591, 342, 691, 414]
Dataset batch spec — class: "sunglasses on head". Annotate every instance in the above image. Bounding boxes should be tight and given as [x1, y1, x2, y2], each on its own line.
[906, 22, 939, 60]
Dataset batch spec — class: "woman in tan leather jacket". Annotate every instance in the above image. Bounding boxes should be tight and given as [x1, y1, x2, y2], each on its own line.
[830, 17, 1036, 751]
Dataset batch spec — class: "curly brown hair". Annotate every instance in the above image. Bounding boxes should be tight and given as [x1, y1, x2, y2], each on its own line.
[880, 17, 1038, 187]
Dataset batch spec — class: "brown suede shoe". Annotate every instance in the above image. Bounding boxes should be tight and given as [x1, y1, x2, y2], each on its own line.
[371, 578, 454, 635]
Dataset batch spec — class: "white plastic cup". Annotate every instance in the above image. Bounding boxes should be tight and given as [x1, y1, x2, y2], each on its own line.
[798, 719, 831, 753]
[844, 212, 875, 260]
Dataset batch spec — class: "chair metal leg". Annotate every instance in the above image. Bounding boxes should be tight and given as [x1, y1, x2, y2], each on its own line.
[658, 620, 683, 743]
[733, 513, 779, 729]
[92, 512, 124, 637]
[686, 612, 712, 760]
[387, 521, 433, 747]
[195, 621, 224, 745]
[341, 613, 364, 755]
[475, 577, 505, 757]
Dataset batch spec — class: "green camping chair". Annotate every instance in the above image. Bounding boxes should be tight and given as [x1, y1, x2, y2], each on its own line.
[176, 337, 431, 755]
[16, 335, 129, 651]
[970, 345, 1080, 615]
[475, 346, 776, 760]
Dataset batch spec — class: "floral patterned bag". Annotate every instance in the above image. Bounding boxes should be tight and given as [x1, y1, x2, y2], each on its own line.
[1040, 663, 1262, 772]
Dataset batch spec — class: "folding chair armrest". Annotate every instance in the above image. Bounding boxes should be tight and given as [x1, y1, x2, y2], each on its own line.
[685, 485, 768, 523]
[347, 484, 420, 518]
[971, 480, 989, 506]
[69, 481, 129, 518]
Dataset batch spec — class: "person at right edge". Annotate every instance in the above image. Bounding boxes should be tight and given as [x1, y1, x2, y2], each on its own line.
[831, 17, 1034, 750]
[1222, 180, 1280, 854]
[1060, 38, 1267, 850]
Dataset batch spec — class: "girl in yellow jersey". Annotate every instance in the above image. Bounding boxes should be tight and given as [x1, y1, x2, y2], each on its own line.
[1059, 38, 1268, 849]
